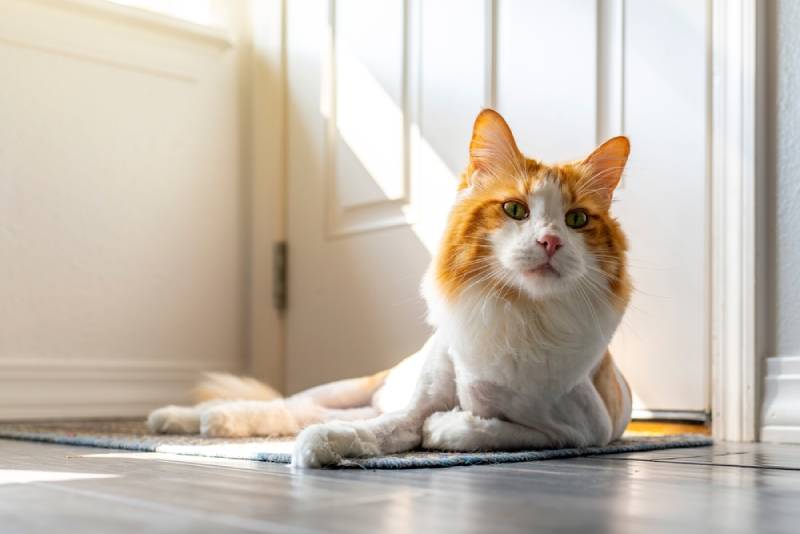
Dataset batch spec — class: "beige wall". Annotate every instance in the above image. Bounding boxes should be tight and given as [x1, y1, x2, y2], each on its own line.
[761, 0, 800, 442]
[766, 0, 800, 357]
[0, 0, 247, 418]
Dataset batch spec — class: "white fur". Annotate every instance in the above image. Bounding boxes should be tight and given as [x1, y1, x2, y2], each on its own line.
[200, 400, 304, 437]
[146, 399, 230, 435]
[147, 405, 204, 434]
[147, 394, 381, 438]
[293, 422, 380, 468]
[422, 410, 550, 451]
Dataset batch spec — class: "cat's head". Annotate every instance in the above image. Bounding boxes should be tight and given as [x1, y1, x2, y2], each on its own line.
[433, 109, 631, 308]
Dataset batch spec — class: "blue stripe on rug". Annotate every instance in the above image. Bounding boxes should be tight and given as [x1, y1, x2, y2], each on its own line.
[0, 421, 712, 469]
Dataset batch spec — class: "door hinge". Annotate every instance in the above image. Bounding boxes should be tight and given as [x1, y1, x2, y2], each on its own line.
[273, 241, 288, 311]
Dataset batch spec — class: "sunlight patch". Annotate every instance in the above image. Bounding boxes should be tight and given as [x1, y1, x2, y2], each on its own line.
[0, 469, 118, 486]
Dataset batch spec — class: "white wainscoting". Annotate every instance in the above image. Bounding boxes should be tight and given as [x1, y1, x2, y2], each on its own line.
[0, 0, 247, 419]
[0, 359, 236, 419]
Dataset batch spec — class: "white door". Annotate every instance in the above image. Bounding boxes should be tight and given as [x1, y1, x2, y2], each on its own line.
[285, 0, 710, 419]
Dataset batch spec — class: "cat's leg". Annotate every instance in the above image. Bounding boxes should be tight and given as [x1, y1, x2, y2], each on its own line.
[198, 372, 390, 438]
[148, 365, 388, 437]
[591, 351, 632, 441]
[199, 399, 381, 438]
[146, 400, 223, 434]
[293, 334, 456, 468]
[421, 411, 552, 451]
[292, 411, 425, 467]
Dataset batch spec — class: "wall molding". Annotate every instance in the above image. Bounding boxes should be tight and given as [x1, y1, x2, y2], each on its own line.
[26, 0, 233, 50]
[710, 0, 763, 442]
[0, 360, 237, 420]
[483, 0, 497, 108]
[761, 355, 800, 443]
[595, 0, 625, 144]
[1, 0, 238, 85]
[0, 35, 197, 83]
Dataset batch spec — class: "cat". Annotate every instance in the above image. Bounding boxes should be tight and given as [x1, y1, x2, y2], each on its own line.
[147, 109, 633, 468]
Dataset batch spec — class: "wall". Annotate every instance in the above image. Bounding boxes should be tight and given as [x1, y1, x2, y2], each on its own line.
[761, 0, 800, 442]
[0, 0, 246, 419]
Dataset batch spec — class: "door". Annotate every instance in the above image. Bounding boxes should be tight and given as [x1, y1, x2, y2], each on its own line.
[285, 0, 710, 419]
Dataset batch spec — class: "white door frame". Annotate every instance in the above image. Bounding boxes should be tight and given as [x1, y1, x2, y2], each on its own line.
[710, 0, 765, 442]
[241, 0, 288, 392]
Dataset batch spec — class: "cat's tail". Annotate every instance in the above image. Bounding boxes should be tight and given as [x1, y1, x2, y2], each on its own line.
[192, 372, 282, 403]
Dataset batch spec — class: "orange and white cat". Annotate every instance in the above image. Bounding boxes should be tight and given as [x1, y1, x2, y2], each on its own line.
[148, 109, 633, 468]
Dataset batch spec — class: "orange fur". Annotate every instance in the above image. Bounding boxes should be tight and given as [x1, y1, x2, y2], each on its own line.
[592, 351, 631, 433]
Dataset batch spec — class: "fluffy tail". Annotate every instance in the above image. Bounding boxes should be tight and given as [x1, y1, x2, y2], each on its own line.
[193, 372, 282, 403]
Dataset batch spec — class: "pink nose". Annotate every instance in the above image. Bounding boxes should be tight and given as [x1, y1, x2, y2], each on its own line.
[537, 235, 562, 257]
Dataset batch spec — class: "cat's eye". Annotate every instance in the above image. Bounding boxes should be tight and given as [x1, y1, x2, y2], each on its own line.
[502, 201, 528, 220]
[565, 209, 589, 229]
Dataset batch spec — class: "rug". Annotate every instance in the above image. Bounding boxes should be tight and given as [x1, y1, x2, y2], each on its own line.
[0, 420, 712, 469]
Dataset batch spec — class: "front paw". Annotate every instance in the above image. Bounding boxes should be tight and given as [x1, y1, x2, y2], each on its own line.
[292, 422, 380, 468]
[422, 411, 487, 452]
[147, 405, 201, 434]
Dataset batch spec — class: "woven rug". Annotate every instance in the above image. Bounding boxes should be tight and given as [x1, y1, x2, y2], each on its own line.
[0, 420, 712, 469]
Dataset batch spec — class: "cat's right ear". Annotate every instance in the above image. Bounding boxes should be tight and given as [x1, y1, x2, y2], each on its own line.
[468, 109, 524, 184]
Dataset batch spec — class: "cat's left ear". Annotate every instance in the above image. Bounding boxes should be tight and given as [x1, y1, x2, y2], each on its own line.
[468, 109, 525, 185]
[580, 136, 630, 207]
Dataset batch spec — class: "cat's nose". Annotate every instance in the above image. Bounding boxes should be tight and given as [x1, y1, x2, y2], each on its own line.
[537, 235, 562, 257]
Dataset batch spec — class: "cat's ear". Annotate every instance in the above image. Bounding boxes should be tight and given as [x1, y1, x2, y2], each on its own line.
[468, 109, 525, 184]
[580, 136, 630, 207]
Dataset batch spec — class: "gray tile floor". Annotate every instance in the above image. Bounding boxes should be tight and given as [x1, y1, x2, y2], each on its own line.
[1, 438, 799, 533]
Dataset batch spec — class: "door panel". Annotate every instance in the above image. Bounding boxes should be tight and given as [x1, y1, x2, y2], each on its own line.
[497, 0, 598, 160]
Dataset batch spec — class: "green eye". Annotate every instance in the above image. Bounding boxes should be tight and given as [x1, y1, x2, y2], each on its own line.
[502, 201, 528, 220]
[565, 209, 589, 229]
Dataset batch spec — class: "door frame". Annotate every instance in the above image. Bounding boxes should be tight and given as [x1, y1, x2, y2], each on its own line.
[709, 0, 765, 442]
[242, 0, 288, 392]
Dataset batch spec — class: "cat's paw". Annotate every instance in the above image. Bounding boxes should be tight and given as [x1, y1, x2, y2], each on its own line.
[292, 422, 380, 468]
[200, 405, 254, 437]
[146, 405, 201, 434]
[422, 411, 488, 451]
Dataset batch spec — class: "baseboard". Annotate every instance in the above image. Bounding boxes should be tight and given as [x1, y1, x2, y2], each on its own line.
[0, 359, 239, 421]
[760, 355, 800, 443]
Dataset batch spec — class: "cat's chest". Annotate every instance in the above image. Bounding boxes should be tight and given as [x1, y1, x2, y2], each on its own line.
[451, 343, 584, 393]
[441, 297, 617, 396]
[449, 344, 600, 420]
